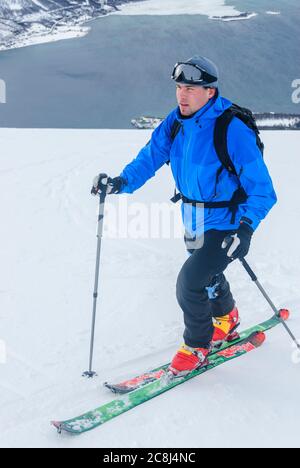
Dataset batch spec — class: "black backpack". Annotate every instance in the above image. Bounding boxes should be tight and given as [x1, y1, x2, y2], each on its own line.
[169, 104, 264, 224]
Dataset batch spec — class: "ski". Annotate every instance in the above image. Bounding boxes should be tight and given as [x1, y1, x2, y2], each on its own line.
[52, 329, 267, 435]
[104, 310, 289, 394]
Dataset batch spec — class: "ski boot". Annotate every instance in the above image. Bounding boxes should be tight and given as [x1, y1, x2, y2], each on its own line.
[168, 344, 209, 378]
[211, 306, 240, 351]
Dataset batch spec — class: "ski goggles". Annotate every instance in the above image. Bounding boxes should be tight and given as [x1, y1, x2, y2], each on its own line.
[171, 62, 217, 86]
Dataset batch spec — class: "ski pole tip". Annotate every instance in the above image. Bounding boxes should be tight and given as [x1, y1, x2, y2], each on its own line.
[82, 370, 98, 379]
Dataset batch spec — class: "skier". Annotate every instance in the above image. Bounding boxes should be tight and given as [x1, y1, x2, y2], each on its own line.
[92, 56, 277, 377]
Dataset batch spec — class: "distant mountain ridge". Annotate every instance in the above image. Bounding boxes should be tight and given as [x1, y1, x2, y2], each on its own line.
[0, 0, 142, 50]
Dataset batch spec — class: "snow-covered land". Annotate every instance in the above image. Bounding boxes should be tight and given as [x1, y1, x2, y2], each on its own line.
[114, 0, 246, 17]
[0, 0, 258, 52]
[131, 114, 300, 130]
[255, 114, 300, 130]
[0, 0, 113, 51]
[210, 12, 257, 21]
[0, 128, 300, 448]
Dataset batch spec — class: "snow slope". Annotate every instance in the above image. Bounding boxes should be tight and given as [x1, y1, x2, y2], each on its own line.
[0, 128, 299, 448]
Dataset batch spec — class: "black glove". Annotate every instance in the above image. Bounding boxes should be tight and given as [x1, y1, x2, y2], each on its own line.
[222, 221, 254, 260]
[91, 173, 126, 195]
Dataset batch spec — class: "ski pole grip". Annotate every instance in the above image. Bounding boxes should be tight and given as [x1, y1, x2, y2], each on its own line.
[239, 258, 258, 281]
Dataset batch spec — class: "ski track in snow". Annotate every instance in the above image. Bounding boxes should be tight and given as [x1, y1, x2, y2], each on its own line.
[0, 129, 300, 447]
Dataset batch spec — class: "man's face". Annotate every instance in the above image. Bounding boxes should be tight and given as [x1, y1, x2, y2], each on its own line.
[176, 84, 216, 116]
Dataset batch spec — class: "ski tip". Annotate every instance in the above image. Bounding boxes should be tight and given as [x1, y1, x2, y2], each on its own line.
[279, 309, 290, 321]
[51, 420, 62, 434]
[103, 382, 131, 394]
[250, 331, 266, 347]
[103, 381, 116, 392]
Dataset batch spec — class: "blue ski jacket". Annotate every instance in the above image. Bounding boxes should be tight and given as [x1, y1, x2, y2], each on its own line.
[119, 94, 277, 234]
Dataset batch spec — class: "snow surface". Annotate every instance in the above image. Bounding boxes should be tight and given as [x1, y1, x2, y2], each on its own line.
[114, 0, 245, 18]
[0, 24, 90, 51]
[0, 128, 300, 448]
[31, 0, 49, 10]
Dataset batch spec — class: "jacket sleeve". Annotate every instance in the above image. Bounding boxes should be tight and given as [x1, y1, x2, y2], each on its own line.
[227, 118, 277, 231]
[119, 113, 174, 194]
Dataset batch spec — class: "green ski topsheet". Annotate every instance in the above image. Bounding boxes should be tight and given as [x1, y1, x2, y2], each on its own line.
[52, 314, 285, 435]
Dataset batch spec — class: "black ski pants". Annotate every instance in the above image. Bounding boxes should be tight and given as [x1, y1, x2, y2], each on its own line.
[176, 229, 236, 348]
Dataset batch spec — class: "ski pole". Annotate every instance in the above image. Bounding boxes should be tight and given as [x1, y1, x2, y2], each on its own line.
[239, 257, 300, 350]
[83, 190, 107, 378]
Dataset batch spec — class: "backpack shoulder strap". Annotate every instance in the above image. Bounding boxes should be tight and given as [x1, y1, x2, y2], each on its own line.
[214, 103, 265, 177]
[166, 118, 183, 166]
[214, 107, 238, 176]
[170, 118, 182, 142]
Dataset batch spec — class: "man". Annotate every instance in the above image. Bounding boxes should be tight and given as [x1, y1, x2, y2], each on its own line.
[92, 56, 277, 377]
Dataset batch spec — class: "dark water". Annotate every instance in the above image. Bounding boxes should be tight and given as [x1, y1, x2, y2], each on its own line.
[0, 0, 299, 128]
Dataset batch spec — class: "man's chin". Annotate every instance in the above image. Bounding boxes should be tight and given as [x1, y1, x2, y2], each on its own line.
[180, 106, 192, 115]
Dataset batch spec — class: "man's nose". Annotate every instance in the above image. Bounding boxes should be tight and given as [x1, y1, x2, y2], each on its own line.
[178, 88, 187, 97]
